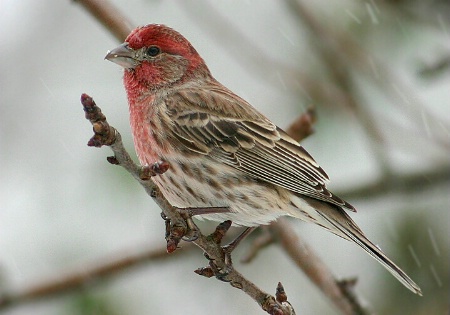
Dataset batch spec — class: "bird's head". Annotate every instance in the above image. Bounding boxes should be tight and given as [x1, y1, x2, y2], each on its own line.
[106, 24, 210, 91]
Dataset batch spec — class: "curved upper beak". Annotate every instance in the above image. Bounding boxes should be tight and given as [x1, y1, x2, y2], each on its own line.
[105, 43, 138, 69]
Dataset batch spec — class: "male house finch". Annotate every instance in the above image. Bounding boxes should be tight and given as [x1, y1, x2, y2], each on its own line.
[106, 24, 421, 295]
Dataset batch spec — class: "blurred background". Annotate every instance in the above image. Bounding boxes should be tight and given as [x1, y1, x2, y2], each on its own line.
[1, 0, 449, 314]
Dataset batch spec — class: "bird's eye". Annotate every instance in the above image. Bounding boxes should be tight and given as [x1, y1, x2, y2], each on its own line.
[146, 46, 161, 57]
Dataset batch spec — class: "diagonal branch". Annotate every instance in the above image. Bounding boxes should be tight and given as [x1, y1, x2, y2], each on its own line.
[0, 94, 370, 314]
[74, 0, 132, 41]
[80, 94, 296, 314]
[0, 1, 374, 314]
[271, 219, 369, 315]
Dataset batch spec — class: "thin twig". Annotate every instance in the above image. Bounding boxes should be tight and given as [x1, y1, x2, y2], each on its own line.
[285, 106, 317, 142]
[80, 94, 295, 314]
[3, 1, 441, 314]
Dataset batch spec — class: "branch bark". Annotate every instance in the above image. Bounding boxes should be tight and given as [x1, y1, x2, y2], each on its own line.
[0, 1, 390, 314]
[0, 244, 186, 310]
[3, 1, 444, 314]
[81, 94, 296, 314]
[337, 167, 450, 202]
[0, 95, 369, 314]
[271, 219, 369, 315]
[74, 0, 132, 41]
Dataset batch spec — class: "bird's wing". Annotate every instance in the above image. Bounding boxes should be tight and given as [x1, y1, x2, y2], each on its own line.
[165, 86, 355, 211]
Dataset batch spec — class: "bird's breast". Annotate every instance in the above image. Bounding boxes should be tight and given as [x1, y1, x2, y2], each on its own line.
[128, 96, 169, 165]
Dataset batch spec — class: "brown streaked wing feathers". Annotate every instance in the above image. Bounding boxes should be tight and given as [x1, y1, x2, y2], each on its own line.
[165, 85, 355, 211]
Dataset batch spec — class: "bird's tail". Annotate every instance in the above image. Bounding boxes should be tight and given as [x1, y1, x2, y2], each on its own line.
[293, 196, 422, 295]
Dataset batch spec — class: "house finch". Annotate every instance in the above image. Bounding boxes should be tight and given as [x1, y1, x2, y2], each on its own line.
[106, 24, 421, 295]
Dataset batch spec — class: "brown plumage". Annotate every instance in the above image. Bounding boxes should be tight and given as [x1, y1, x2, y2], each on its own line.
[105, 24, 422, 295]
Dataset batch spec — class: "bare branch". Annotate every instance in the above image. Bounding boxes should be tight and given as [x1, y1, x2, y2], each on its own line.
[1, 94, 369, 314]
[285, 106, 317, 142]
[0, 244, 186, 310]
[337, 166, 450, 202]
[80, 94, 295, 314]
[74, 0, 133, 41]
[271, 219, 370, 315]
[4, 1, 442, 314]
[241, 227, 275, 264]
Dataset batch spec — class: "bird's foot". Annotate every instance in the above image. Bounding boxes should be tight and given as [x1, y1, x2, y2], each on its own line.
[161, 212, 188, 253]
[195, 221, 256, 282]
[161, 206, 231, 252]
[176, 207, 231, 242]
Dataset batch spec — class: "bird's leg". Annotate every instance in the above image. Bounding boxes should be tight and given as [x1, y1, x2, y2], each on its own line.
[199, 221, 256, 282]
[182, 215, 200, 242]
[175, 207, 231, 242]
[160, 212, 188, 253]
[223, 226, 256, 255]
[177, 207, 231, 216]
[159, 210, 202, 252]
[201, 220, 233, 281]
[146, 160, 230, 242]
[219, 227, 256, 278]
[160, 202, 231, 250]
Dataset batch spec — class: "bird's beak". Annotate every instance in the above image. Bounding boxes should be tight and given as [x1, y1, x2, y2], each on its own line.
[105, 43, 138, 69]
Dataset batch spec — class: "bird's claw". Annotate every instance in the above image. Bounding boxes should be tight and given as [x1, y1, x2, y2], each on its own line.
[200, 223, 255, 281]
[203, 252, 233, 282]
[182, 216, 200, 242]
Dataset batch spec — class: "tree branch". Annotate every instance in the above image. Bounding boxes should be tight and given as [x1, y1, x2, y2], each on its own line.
[74, 0, 132, 41]
[0, 244, 186, 310]
[4, 1, 442, 314]
[271, 219, 369, 315]
[80, 94, 296, 314]
[0, 1, 373, 313]
[1, 94, 370, 314]
[337, 166, 450, 202]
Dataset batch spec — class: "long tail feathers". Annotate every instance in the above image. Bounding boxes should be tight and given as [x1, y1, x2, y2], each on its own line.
[301, 197, 423, 295]
[345, 227, 422, 295]
[293, 196, 422, 295]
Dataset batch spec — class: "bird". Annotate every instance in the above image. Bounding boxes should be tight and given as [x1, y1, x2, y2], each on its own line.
[105, 24, 422, 295]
